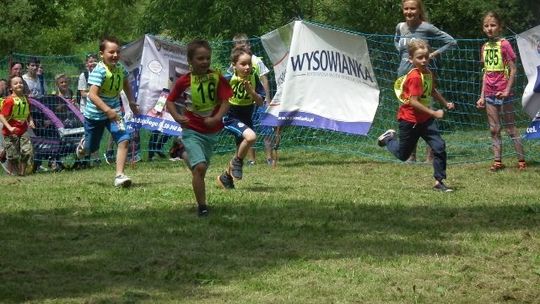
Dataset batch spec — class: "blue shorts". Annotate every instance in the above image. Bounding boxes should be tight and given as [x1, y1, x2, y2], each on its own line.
[182, 129, 217, 169]
[485, 96, 512, 106]
[83, 118, 130, 154]
[223, 104, 255, 140]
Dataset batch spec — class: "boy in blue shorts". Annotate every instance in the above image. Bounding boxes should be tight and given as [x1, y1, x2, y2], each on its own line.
[217, 46, 265, 189]
[76, 36, 139, 187]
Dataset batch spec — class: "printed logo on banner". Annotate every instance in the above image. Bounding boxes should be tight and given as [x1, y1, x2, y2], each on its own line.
[525, 118, 540, 139]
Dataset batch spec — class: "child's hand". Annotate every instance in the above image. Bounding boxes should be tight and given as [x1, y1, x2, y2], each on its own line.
[177, 115, 189, 125]
[446, 102, 455, 110]
[8, 126, 17, 134]
[28, 121, 36, 129]
[476, 98, 485, 109]
[433, 109, 444, 119]
[496, 91, 509, 99]
[171, 113, 189, 125]
[105, 108, 117, 120]
[203, 116, 219, 127]
[242, 80, 255, 94]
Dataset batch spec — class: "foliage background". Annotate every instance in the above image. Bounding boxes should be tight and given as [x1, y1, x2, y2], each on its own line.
[0, 0, 539, 56]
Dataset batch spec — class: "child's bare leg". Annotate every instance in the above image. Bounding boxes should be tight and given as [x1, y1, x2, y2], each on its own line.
[115, 140, 129, 175]
[191, 163, 207, 206]
[501, 103, 525, 160]
[263, 136, 273, 161]
[407, 144, 417, 162]
[425, 146, 434, 163]
[19, 160, 27, 176]
[247, 147, 256, 163]
[236, 129, 256, 160]
[486, 104, 502, 161]
[8, 160, 17, 175]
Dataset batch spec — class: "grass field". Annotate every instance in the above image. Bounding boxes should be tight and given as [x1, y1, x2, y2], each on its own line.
[1, 150, 539, 303]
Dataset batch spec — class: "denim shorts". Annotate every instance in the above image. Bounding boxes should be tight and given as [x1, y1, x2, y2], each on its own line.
[83, 118, 130, 154]
[485, 96, 512, 106]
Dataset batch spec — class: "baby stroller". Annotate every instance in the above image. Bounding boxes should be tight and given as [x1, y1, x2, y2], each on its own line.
[29, 96, 85, 172]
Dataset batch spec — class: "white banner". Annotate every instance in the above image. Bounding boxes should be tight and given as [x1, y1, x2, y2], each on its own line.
[517, 25, 540, 119]
[260, 21, 380, 135]
[121, 35, 188, 136]
[517, 25, 540, 140]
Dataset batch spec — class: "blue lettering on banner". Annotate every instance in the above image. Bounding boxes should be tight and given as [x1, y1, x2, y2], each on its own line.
[525, 119, 540, 139]
[127, 114, 182, 136]
[289, 49, 374, 83]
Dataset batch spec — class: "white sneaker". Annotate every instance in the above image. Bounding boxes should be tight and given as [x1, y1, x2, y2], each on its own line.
[114, 174, 132, 188]
[377, 129, 396, 147]
[76, 137, 87, 159]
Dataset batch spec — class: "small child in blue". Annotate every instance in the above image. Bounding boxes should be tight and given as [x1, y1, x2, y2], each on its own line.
[76, 36, 139, 187]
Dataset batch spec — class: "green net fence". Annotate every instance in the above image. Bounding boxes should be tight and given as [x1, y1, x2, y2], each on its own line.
[0, 24, 538, 172]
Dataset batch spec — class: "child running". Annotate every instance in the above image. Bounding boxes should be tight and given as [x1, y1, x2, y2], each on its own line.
[166, 39, 233, 216]
[0, 76, 35, 176]
[217, 46, 265, 189]
[76, 36, 139, 187]
[476, 11, 525, 171]
[378, 39, 455, 192]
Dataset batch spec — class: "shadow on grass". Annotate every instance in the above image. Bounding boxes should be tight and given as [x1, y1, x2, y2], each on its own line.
[0, 201, 538, 302]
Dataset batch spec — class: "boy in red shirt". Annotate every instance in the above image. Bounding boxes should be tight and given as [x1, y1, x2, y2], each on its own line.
[166, 40, 233, 216]
[378, 39, 455, 192]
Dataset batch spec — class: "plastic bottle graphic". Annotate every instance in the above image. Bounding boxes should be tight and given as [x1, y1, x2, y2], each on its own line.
[153, 88, 170, 113]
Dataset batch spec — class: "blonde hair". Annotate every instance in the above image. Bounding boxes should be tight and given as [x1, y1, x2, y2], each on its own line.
[55, 73, 68, 83]
[402, 0, 428, 22]
[233, 33, 250, 46]
[407, 39, 431, 57]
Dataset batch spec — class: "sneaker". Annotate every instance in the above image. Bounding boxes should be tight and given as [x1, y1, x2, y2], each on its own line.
[217, 171, 235, 189]
[198, 205, 209, 217]
[433, 182, 453, 192]
[518, 160, 527, 171]
[266, 158, 274, 166]
[76, 137, 86, 159]
[489, 161, 505, 172]
[114, 174, 132, 188]
[247, 160, 256, 166]
[377, 129, 396, 147]
[229, 157, 243, 180]
[104, 150, 115, 165]
[35, 165, 49, 173]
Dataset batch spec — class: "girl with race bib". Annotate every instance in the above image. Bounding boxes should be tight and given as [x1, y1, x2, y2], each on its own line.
[476, 11, 526, 172]
[166, 40, 233, 217]
[217, 46, 265, 190]
[378, 39, 455, 192]
[0, 76, 35, 176]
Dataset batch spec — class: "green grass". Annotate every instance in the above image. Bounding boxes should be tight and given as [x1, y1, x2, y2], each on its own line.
[1, 150, 539, 303]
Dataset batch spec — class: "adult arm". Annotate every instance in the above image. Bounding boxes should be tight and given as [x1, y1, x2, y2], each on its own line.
[426, 23, 457, 57]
